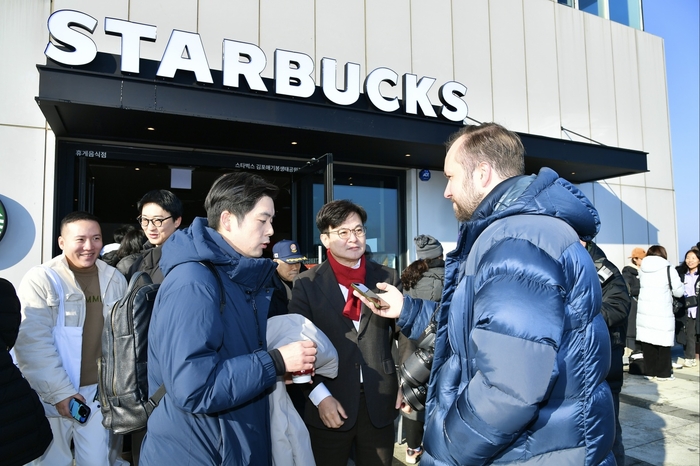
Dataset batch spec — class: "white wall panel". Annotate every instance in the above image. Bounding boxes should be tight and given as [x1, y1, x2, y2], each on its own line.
[199, 0, 260, 72]
[610, 22, 643, 151]
[316, 0, 365, 85]
[52, 0, 128, 57]
[645, 188, 678, 265]
[409, 0, 454, 105]
[555, 4, 590, 139]
[129, 0, 198, 63]
[489, 0, 528, 131]
[0, 0, 51, 128]
[452, 0, 493, 123]
[619, 184, 650, 248]
[415, 170, 458, 260]
[259, 0, 315, 80]
[636, 31, 673, 191]
[523, 0, 560, 137]
[593, 181, 624, 245]
[366, 0, 411, 99]
[0, 126, 50, 285]
[583, 14, 618, 146]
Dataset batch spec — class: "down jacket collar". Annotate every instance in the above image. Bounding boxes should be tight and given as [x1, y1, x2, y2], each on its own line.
[160, 217, 275, 292]
[454, 167, 600, 261]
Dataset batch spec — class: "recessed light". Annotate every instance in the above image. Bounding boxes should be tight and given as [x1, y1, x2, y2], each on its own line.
[291, 141, 298, 145]
[405, 153, 411, 157]
[571, 172, 576, 175]
[135, 167, 140, 171]
[147, 127, 155, 131]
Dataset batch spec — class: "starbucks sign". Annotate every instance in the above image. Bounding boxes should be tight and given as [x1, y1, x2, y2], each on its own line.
[0, 200, 6, 242]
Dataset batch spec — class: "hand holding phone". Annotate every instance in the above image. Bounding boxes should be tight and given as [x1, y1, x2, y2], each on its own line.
[350, 283, 390, 310]
[69, 398, 91, 424]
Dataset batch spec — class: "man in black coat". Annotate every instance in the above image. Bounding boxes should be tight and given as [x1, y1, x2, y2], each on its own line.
[289, 200, 402, 466]
[585, 241, 631, 466]
[0, 278, 53, 466]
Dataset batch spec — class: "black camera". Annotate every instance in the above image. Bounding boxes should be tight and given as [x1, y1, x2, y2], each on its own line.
[398, 319, 437, 411]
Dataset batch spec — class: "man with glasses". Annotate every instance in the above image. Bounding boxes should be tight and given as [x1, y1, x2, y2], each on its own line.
[114, 189, 182, 464]
[288, 199, 402, 466]
[117, 189, 182, 284]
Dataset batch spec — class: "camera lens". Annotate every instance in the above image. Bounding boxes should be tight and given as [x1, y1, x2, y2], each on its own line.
[78, 405, 89, 416]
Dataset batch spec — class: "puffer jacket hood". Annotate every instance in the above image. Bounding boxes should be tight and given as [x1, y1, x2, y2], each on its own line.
[640, 254, 670, 274]
[470, 167, 600, 242]
[160, 217, 275, 292]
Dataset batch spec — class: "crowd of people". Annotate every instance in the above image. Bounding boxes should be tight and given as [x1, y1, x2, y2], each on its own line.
[1, 121, 698, 466]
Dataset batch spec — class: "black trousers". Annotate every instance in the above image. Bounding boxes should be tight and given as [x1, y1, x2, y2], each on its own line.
[641, 342, 672, 378]
[306, 393, 394, 466]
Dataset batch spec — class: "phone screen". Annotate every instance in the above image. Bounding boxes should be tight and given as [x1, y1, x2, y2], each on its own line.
[350, 283, 389, 309]
[69, 398, 91, 424]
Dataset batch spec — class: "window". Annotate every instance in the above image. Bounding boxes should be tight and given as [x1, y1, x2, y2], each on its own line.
[557, 0, 643, 30]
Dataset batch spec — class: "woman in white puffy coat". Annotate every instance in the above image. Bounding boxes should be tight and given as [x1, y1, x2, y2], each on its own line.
[636, 245, 685, 379]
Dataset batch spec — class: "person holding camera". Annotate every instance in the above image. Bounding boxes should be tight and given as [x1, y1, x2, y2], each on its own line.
[583, 240, 631, 466]
[398, 234, 445, 464]
[13, 211, 128, 465]
[357, 123, 617, 465]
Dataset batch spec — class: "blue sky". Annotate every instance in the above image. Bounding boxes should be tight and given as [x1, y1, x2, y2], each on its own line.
[643, 0, 699, 257]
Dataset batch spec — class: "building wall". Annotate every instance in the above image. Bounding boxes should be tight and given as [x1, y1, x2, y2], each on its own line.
[0, 0, 676, 286]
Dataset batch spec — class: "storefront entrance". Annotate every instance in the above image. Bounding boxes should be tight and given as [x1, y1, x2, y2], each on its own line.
[56, 141, 406, 270]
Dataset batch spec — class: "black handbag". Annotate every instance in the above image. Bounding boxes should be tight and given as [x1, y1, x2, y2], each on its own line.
[667, 266, 686, 318]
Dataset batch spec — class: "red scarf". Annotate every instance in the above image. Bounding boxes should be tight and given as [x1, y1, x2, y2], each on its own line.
[326, 251, 367, 321]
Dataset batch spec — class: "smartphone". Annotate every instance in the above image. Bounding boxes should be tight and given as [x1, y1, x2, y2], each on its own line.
[68, 398, 91, 424]
[350, 283, 390, 310]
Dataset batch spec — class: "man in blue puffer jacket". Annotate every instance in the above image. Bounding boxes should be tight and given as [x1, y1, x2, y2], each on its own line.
[140, 172, 317, 465]
[360, 123, 615, 465]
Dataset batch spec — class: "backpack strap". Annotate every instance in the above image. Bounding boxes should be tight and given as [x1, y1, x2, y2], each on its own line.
[147, 260, 227, 410]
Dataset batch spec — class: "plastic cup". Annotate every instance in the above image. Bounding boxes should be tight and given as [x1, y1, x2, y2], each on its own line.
[291, 369, 312, 383]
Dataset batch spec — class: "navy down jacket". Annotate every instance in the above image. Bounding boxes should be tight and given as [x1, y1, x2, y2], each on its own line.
[140, 218, 278, 465]
[398, 168, 615, 465]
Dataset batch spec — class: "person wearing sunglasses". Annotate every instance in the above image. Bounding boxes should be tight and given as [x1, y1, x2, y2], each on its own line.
[116, 189, 182, 285]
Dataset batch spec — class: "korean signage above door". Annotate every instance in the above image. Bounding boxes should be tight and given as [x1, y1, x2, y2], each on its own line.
[44, 10, 469, 122]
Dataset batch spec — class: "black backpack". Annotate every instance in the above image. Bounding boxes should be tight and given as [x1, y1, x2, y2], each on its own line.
[98, 261, 224, 434]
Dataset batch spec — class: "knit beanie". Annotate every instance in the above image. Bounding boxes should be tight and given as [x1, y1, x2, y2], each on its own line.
[414, 235, 443, 260]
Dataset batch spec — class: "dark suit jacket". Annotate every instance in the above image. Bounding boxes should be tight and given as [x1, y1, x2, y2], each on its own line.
[288, 259, 401, 431]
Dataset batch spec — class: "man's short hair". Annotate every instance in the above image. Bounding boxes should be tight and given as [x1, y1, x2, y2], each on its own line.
[446, 122, 525, 179]
[316, 199, 367, 233]
[60, 211, 101, 235]
[205, 172, 279, 229]
[137, 189, 183, 219]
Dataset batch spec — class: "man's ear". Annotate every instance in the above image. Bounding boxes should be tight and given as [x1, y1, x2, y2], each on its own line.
[58, 236, 65, 251]
[320, 233, 330, 249]
[173, 217, 182, 228]
[219, 211, 233, 232]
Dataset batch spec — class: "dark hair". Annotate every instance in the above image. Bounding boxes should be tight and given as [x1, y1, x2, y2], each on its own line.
[205, 172, 279, 229]
[113, 224, 136, 244]
[401, 259, 430, 291]
[446, 123, 525, 179]
[316, 199, 368, 233]
[116, 228, 146, 260]
[646, 245, 668, 260]
[60, 211, 100, 234]
[137, 189, 183, 219]
[678, 247, 700, 275]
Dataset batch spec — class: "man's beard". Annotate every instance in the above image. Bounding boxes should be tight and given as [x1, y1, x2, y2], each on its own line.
[453, 179, 484, 222]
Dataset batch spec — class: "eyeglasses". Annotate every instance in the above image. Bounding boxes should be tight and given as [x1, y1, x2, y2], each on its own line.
[324, 226, 366, 240]
[138, 216, 172, 228]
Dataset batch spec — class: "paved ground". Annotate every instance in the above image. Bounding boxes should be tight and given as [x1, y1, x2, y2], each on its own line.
[390, 347, 699, 466]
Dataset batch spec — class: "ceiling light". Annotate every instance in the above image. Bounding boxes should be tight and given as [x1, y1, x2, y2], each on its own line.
[147, 127, 155, 131]
[291, 141, 298, 145]
[135, 167, 140, 171]
[405, 153, 411, 157]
